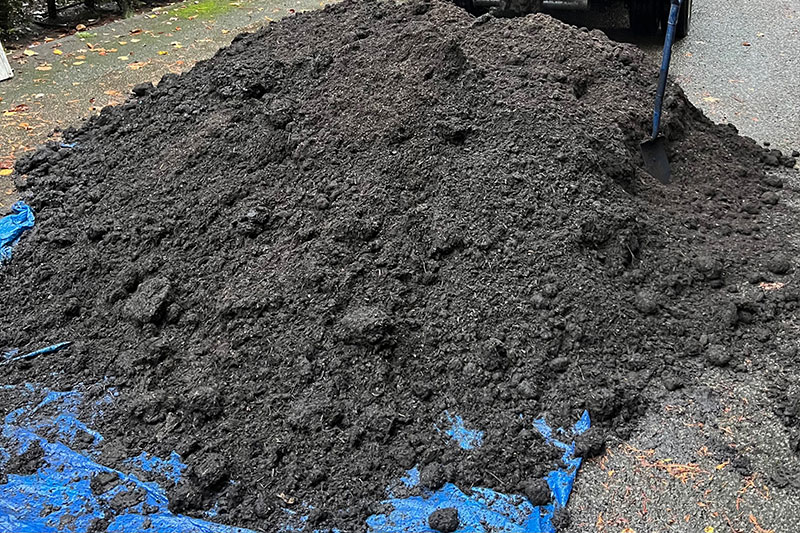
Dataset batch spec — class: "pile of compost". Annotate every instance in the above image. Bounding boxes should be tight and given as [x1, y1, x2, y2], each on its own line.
[1, 0, 798, 529]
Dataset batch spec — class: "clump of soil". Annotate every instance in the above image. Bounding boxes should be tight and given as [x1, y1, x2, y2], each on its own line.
[1, 0, 798, 530]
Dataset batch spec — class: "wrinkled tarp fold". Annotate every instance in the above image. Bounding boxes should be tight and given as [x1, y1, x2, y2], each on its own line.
[0, 201, 35, 262]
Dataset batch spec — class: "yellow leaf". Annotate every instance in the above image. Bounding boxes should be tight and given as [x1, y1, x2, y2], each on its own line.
[75, 55, 86, 59]
[118, 56, 130, 60]
[0, 169, 12, 176]
[108, 48, 118, 53]
[119, 41, 128, 45]
[130, 38, 141, 43]
[76, 23, 87, 30]
[23, 49, 37, 56]
[702, 96, 720, 103]
[73, 61, 85, 65]
[704, 527, 714, 533]
[35, 65, 52, 71]
[158, 50, 169, 55]
[52, 49, 63, 55]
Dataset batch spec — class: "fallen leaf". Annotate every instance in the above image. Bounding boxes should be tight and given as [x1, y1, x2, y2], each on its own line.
[130, 28, 143, 35]
[158, 50, 169, 55]
[221, 29, 230, 34]
[759, 282, 785, 291]
[73, 61, 85, 65]
[756, 32, 765, 37]
[742, 41, 751, 46]
[118, 41, 128, 45]
[118, 56, 130, 60]
[76, 23, 87, 31]
[0, 169, 13, 176]
[53, 49, 63, 55]
[23, 49, 37, 56]
[128, 61, 147, 70]
[35, 64, 53, 71]
[277, 492, 296, 505]
[108, 48, 118, 53]
[130, 38, 141, 43]
[702, 96, 720, 103]
[104, 90, 122, 96]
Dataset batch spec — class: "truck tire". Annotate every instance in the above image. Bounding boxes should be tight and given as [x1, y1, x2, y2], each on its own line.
[629, 0, 659, 35]
[452, 0, 476, 12]
[676, 0, 691, 38]
[660, 0, 691, 39]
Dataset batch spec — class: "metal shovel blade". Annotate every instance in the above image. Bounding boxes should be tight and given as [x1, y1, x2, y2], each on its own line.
[641, 135, 671, 184]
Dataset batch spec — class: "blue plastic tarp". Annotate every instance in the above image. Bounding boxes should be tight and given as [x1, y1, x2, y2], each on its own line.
[367, 411, 591, 532]
[0, 383, 256, 533]
[0, 201, 35, 263]
[1, 382, 589, 533]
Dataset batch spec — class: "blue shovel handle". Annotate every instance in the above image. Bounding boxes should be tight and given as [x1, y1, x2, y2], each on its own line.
[652, 0, 683, 139]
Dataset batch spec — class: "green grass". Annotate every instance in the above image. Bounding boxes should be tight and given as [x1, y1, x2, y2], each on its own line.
[174, 0, 236, 19]
[76, 31, 97, 39]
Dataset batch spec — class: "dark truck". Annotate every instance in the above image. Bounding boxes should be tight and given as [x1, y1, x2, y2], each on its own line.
[455, 0, 692, 38]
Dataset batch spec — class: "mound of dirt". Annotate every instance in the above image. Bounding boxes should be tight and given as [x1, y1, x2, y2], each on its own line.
[1, 0, 798, 529]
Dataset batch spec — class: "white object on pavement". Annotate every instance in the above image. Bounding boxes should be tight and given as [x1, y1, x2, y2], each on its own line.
[0, 41, 13, 82]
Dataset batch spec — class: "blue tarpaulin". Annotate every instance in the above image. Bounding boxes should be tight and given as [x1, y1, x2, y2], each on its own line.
[367, 411, 591, 532]
[0, 201, 35, 263]
[0, 383, 256, 533]
[1, 382, 589, 532]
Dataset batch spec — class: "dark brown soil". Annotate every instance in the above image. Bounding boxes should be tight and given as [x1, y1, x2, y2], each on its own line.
[1, 0, 798, 530]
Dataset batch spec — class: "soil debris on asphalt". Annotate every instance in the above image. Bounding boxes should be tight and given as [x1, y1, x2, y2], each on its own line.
[1, 0, 798, 530]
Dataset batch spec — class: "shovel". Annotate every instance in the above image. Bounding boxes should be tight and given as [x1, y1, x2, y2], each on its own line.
[641, 0, 683, 185]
